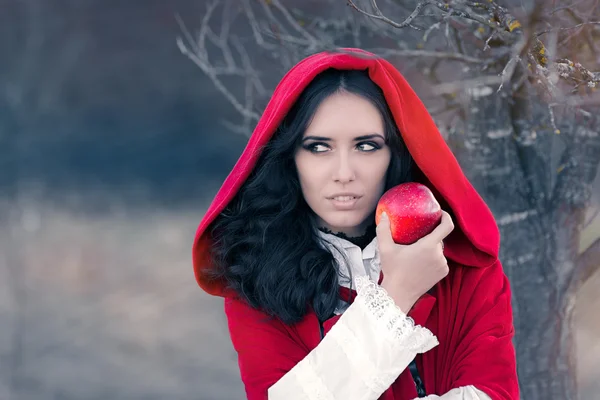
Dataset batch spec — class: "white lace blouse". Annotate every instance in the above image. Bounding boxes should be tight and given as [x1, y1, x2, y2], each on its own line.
[267, 231, 492, 400]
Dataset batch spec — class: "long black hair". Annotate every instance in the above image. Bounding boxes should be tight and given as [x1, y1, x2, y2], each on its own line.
[206, 68, 414, 324]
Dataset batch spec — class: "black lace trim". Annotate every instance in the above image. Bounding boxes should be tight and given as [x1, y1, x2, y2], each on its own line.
[318, 222, 376, 250]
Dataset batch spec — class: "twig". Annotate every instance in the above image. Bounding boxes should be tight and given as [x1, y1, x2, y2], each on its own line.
[555, 59, 600, 85]
[536, 21, 600, 37]
[346, 0, 432, 29]
[431, 74, 505, 95]
[241, 0, 277, 51]
[176, 5, 262, 126]
[270, 0, 319, 44]
[177, 39, 261, 122]
[373, 47, 483, 63]
[571, 237, 600, 291]
[348, 0, 518, 48]
[423, 21, 441, 42]
[583, 206, 600, 230]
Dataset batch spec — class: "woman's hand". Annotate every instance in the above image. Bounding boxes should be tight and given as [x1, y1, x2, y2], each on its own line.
[376, 210, 455, 313]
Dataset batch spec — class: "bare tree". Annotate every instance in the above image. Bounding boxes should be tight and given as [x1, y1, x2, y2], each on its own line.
[178, 0, 600, 398]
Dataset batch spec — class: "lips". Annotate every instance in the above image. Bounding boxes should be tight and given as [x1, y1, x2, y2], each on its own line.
[327, 193, 362, 200]
[328, 194, 362, 210]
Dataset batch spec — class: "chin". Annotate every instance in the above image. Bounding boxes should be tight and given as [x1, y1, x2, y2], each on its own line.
[323, 213, 370, 232]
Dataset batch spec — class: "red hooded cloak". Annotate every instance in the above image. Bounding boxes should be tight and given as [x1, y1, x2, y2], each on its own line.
[192, 49, 519, 400]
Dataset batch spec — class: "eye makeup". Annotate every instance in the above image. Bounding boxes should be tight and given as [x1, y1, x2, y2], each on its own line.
[301, 141, 382, 154]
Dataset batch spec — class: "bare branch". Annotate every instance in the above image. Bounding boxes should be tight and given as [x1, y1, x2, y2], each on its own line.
[583, 206, 600, 230]
[431, 74, 505, 95]
[176, 3, 262, 131]
[241, 0, 276, 51]
[185, 0, 600, 137]
[555, 59, 600, 86]
[346, 0, 429, 29]
[436, 1, 517, 41]
[270, 0, 319, 44]
[536, 21, 600, 37]
[177, 39, 260, 123]
[498, 52, 523, 93]
[177, 0, 505, 133]
[573, 237, 600, 289]
[194, 2, 218, 57]
[422, 21, 442, 42]
[347, 0, 516, 42]
[549, 1, 592, 16]
[372, 47, 483, 63]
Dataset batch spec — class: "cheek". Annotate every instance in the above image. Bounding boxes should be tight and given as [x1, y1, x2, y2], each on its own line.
[362, 153, 390, 186]
[295, 156, 322, 197]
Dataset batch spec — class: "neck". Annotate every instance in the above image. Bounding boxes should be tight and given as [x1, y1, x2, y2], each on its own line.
[318, 222, 377, 250]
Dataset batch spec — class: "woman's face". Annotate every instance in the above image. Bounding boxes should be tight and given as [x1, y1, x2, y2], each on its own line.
[294, 91, 391, 237]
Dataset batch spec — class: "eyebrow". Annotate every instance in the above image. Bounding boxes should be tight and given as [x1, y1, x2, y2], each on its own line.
[301, 134, 385, 142]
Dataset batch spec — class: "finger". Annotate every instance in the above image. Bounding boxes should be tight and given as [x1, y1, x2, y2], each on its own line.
[427, 211, 455, 243]
[375, 212, 396, 249]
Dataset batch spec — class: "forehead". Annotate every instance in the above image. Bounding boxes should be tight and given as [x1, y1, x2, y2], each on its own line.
[304, 92, 385, 138]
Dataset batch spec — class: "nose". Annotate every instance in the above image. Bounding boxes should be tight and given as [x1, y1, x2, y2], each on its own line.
[332, 152, 356, 183]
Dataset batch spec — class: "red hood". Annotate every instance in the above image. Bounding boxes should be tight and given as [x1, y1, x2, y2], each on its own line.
[193, 48, 500, 297]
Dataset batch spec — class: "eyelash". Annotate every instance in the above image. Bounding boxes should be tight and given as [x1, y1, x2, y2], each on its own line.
[303, 141, 381, 153]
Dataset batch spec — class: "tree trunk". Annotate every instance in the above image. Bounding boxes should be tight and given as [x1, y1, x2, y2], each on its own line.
[447, 85, 598, 399]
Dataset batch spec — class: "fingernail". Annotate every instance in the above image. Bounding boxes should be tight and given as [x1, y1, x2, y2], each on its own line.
[381, 212, 388, 220]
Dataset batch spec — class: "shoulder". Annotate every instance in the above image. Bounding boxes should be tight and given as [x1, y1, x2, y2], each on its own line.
[224, 296, 320, 350]
[224, 296, 278, 327]
[435, 260, 513, 322]
[445, 259, 508, 292]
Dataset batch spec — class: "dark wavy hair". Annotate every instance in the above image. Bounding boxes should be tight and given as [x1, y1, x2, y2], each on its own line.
[206, 68, 414, 324]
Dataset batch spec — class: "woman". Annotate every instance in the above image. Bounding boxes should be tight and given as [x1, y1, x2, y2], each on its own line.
[192, 48, 519, 399]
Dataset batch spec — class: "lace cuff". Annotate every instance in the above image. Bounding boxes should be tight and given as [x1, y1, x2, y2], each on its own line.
[268, 275, 439, 400]
[354, 275, 438, 353]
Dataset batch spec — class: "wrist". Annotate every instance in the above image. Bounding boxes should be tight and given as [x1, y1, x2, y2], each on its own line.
[395, 297, 416, 314]
[380, 281, 416, 314]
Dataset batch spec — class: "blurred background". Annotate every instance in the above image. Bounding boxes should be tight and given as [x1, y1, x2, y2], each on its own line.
[0, 1, 598, 400]
[0, 1, 247, 399]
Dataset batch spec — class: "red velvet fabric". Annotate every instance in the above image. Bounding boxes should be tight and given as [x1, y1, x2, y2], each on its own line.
[192, 49, 519, 399]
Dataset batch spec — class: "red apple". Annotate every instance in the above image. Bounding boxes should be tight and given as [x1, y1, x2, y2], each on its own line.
[375, 182, 442, 244]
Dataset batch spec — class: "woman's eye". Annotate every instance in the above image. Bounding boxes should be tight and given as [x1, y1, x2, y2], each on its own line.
[303, 141, 380, 153]
[306, 143, 329, 153]
[357, 142, 379, 152]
